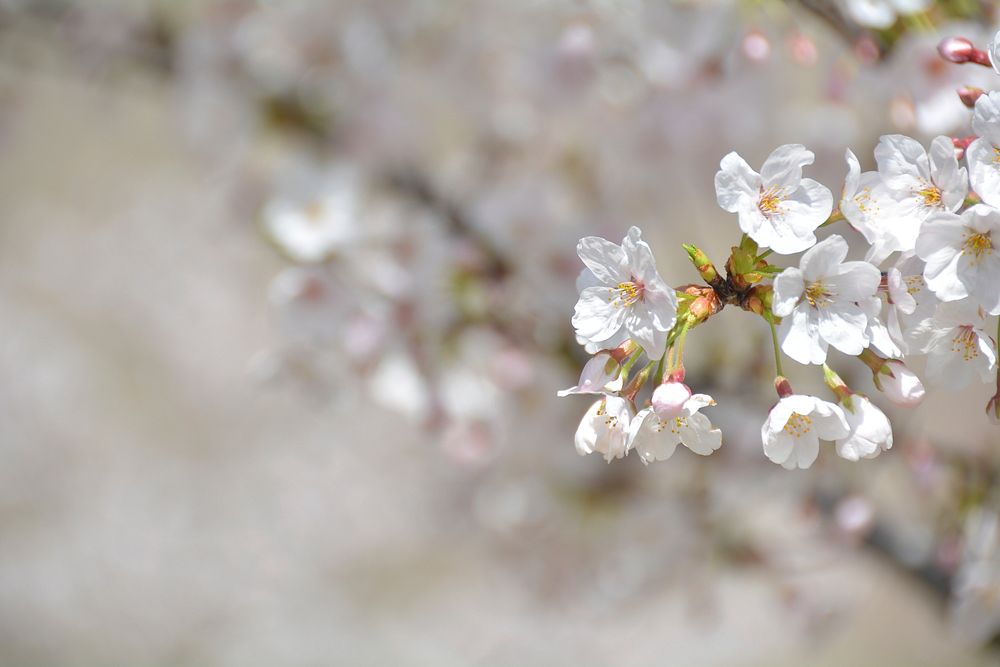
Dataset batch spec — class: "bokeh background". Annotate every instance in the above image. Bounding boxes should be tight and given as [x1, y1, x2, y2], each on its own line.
[2, 1, 1000, 665]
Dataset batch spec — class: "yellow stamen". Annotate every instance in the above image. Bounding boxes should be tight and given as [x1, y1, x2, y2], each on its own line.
[951, 326, 981, 362]
[758, 185, 785, 217]
[783, 412, 813, 438]
[963, 232, 994, 264]
[804, 281, 831, 308]
[607, 280, 644, 308]
[916, 185, 942, 207]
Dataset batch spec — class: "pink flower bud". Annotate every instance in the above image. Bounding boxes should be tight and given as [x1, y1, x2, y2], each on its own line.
[878, 360, 925, 407]
[958, 86, 985, 108]
[938, 36, 975, 63]
[651, 381, 691, 420]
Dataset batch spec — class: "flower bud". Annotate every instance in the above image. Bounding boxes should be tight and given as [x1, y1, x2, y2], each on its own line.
[878, 360, 925, 407]
[651, 381, 692, 420]
[938, 37, 975, 63]
[557, 351, 623, 397]
[958, 86, 985, 108]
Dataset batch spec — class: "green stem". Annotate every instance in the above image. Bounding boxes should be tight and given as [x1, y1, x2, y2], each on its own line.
[655, 351, 666, 385]
[619, 347, 643, 376]
[755, 248, 773, 261]
[672, 323, 690, 370]
[766, 311, 784, 377]
[819, 209, 844, 228]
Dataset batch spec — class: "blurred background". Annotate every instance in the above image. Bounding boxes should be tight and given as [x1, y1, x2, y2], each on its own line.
[2, 0, 1000, 665]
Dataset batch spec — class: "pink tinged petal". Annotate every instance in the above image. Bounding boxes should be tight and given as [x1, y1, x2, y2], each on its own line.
[683, 394, 717, 415]
[779, 306, 828, 365]
[621, 227, 659, 283]
[577, 236, 628, 285]
[715, 152, 760, 212]
[875, 134, 929, 191]
[772, 268, 804, 317]
[679, 412, 722, 455]
[557, 352, 622, 397]
[760, 143, 814, 190]
[801, 234, 849, 282]
[572, 286, 629, 342]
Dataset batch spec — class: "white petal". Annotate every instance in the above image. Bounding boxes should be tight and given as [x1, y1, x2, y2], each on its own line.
[715, 152, 760, 213]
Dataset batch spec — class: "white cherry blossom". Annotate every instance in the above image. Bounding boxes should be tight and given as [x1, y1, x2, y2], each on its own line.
[856, 135, 968, 264]
[571, 227, 678, 357]
[885, 252, 939, 355]
[991, 30, 1000, 75]
[761, 394, 850, 470]
[772, 234, 882, 365]
[263, 167, 361, 263]
[842, 0, 931, 30]
[923, 300, 998, 390]
[966, 92, 1000, 208]
[915, 204, 1000, 316]
[628, 394, 721, 464]
[877, 359, 926, 407]
[714, 144, 833, 254]
[574, 396, 633, 462]
[835, 395, 893, 461]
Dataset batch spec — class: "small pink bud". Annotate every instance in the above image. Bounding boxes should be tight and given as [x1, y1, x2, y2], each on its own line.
[938, 36, 975, 63]
[958, 86, 985, 107]
[651, 381, 691, 420]
[878, 360, 925, 407]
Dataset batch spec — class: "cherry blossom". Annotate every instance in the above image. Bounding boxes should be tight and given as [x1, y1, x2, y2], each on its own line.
[835, 395, 893, 462]
[629, 394, 721, 464]
[574, 396, 633, 462]
[761, 394, 850, 470]
[923, 300, 998, 390]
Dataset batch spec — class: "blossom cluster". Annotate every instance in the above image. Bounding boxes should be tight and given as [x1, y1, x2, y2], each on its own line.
[562, 30, 1000, 470]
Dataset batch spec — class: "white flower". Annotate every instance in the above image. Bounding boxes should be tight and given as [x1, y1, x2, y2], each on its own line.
[877, 359, 926, 407]
[923, 300, 998, 390]
[263, 166, 361, 263]
[966, 92, 1000, 209]
[855, 135, 968, 265]
[628, 394, 721, 464]
[915, 204, 1000, 316]
[835, 396, 893, 461]
[557, 352, 624, 397]
[714, 144, 833, 255]
[761, 394, 850, 470]
[951, 509, 1000, 644]
[841, 149, 899, 264]
[575, 396, 633, 462]
[571, 227, 678, 357]
[772, 235, 882, 365]
[267, 266, 345, 343]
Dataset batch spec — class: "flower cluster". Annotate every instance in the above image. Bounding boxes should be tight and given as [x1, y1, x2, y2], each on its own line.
[562, 30, 1000, 469]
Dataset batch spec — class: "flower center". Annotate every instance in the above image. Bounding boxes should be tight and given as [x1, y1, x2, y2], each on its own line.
[783, 412, 812, 438]
[758, 185, 786, 217]
[608, 279, 645, 308]
[962, 232, 994, 263]
[904, 275, 924, 295]
[804, 280, 832, 308]
[916, 184, 942, 208]
[951, 326, 981, 361]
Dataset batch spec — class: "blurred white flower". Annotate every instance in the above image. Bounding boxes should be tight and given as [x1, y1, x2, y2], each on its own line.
[761, 394, 850, 470]
[629, 394, 721, 464]
[841, 0, 930, 30]
[967, 92, 1000, 209]
[916, 204, 1000, 315]
[571, 226, 678, 357]
[772, 235, 882, 365]
[263, 167, 361, 263]
[714, 144, 833, 255]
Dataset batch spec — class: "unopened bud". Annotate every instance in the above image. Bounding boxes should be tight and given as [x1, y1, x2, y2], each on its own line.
[774, 376, 793, 399]
[938, 36, 991, 66]
[878, 360, 925, 407]
[651, 381, 691, 420]
[939, 36, 976, 63]
[682, 243, 719, 285]
[958, 86, 985, 107]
